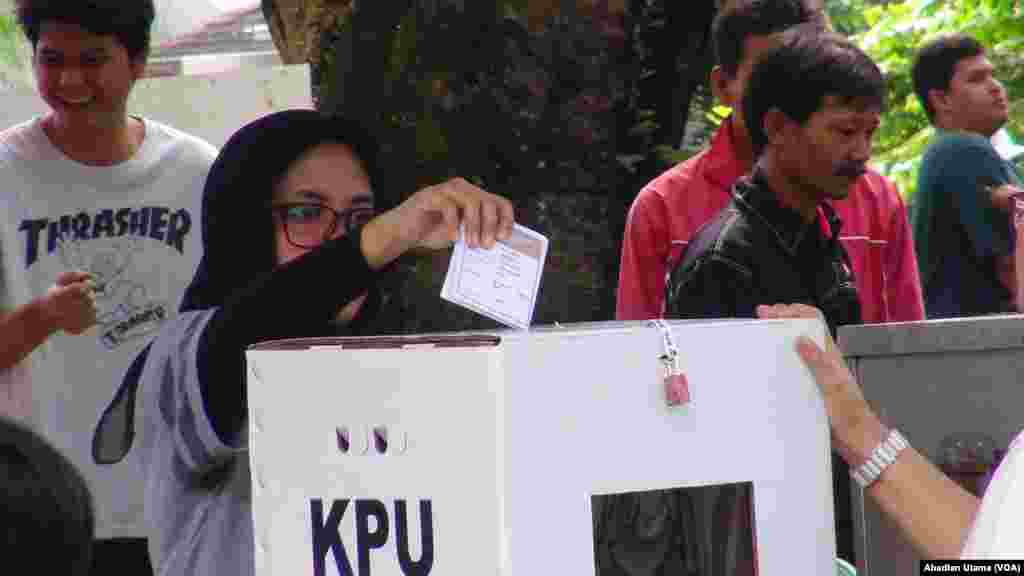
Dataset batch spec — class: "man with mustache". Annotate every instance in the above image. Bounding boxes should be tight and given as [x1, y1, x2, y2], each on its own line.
[665, 30, 884, 335]
[617, 0, 923, 326]
[910, 34, 1023, 318]
[664, 31, 887, 566]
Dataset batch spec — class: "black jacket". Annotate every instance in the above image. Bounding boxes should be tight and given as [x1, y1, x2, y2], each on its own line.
[665, 170, 861, 335]
[663, 169, 862, 563]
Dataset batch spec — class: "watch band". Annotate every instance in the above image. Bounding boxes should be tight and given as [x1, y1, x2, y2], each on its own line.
[851, 428, 909, 489]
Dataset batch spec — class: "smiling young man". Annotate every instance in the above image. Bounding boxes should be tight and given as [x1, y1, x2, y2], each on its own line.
[910, 34, 1023, 318]
[0, 1, 217, 573]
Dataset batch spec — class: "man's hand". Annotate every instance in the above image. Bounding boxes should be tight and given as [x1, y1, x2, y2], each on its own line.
[361, 178, 515, 269]
[987, 183, 1023, 212]
[756, 303, 885, 461]
[987, 183, 1024, 305]
[41, 271, 97, 335]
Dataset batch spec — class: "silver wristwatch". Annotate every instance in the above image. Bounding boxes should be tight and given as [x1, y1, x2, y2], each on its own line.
[851, 428, 909, 489]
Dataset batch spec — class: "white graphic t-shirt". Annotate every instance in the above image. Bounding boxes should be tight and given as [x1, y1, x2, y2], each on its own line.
[0, 116, 217, 539]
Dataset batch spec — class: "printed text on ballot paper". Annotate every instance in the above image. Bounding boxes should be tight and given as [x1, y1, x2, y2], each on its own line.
[441, 223, 548, 330]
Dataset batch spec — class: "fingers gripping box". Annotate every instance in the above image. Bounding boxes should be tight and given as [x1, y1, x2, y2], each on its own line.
[245, 319, 836, 575]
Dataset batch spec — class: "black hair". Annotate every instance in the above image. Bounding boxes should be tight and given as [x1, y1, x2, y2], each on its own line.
[911, 33, 986, 122]
[16, 0, 156, 61]
[743, 32, 886, 158]
[712, 0, 818, 78]
[179, 109, 381, 313]
[0, 417, 94, 575]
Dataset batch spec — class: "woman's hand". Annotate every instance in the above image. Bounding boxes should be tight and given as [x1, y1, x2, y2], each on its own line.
[360, 178, 515, 269]
[756, 303, 885, 461]
[758, 304, 985, 557]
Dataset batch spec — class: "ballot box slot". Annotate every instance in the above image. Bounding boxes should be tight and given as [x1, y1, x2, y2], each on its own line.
[249, 335, 502, 351]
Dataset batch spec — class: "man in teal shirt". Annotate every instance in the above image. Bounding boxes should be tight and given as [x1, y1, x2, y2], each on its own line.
[911, 33, 1023, 318]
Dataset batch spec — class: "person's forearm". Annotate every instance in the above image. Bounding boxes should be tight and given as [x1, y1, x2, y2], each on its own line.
[360, 211, 411, 270]
[997, 254, 1016, 307]
[0, 298, 58, 370]
[844, 418, 980, 558]
[615, 263, 665, 321]
[988, 184, 1018, 213]
[868, 446, 980, 557]
[198, 235, 375, 443]
[615, 218, 669, 321]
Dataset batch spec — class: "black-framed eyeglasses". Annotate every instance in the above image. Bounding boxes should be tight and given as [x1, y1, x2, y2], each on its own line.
[271, 202, 377, 249]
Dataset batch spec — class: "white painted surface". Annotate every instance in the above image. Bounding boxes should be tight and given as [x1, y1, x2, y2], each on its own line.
[247, 318, 836, 575]
[0, 63, 312, 149]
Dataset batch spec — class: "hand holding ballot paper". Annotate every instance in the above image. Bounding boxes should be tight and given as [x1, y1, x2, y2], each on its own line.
[360, 177, 516, 269]
[441, 223, 548, 329]
[363, 176, 547, 328]
[110, 110, 532, 576]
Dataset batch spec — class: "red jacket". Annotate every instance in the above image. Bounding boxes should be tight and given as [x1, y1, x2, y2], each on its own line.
[617, 119, 924, 323]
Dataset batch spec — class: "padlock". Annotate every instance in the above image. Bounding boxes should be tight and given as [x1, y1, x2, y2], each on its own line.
[662, 354, 690, 406]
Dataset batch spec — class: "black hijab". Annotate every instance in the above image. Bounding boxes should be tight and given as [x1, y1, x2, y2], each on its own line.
[182, 109, 380, 311]
[94, 110, 382, 464]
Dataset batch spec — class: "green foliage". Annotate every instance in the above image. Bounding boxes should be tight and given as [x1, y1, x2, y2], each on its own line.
[316, 1, 648, 330]
[845, 0, 1024, 201]
[0, 9, 26, 70]
[823, 0, 873, 35]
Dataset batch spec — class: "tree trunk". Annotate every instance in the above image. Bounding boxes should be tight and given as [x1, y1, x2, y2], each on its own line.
[257, 0, 720, 330]
[665, 1, 715, 149]
[261, 0, 353, 66]
[719, 0, 822, 10]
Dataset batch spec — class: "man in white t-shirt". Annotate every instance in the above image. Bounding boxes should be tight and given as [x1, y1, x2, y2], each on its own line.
[0, 1, 217, 573]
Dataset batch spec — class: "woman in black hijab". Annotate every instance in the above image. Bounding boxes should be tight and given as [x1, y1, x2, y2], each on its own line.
[96, 109, 514, 576]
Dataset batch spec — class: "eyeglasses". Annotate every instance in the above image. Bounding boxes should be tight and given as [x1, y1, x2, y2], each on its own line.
[271, 202, 377, 249]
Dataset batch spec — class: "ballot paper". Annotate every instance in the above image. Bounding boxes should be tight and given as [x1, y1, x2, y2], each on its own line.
[441, 224, 548, 329]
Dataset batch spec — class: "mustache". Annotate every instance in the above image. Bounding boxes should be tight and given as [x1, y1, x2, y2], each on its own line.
[835, 161, 867, 179]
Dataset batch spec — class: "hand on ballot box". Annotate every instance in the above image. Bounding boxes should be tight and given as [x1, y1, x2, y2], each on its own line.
[758, 304, 988, 560]
[756, 304, 885, 462]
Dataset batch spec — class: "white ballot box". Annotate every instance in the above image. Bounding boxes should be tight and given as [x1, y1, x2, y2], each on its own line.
[246, 319, 836, 575]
